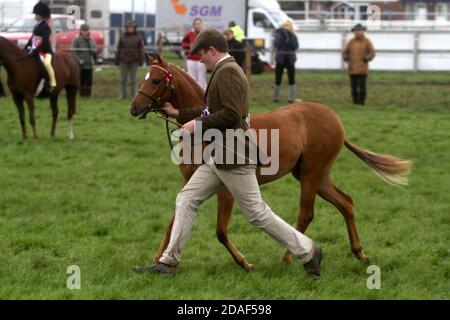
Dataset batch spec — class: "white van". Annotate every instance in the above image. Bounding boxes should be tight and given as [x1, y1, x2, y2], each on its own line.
[156, 0, 290, 62]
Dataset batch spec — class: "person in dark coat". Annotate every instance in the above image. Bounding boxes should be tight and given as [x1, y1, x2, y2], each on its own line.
[72, 24, 97, 97]
[223, 29, 245, 69]
[25, 1, 56, 92]
[115, 20, 145, 99]
[272, 19, 299, 103]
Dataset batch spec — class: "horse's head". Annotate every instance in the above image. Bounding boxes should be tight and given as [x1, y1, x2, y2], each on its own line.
[129, 53, 176, 120]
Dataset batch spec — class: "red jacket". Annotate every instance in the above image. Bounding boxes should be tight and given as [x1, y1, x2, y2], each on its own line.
[181, 30, 200, 61]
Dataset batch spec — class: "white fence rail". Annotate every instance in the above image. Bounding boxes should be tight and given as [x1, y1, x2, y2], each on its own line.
[294, 30, 450, 71]
[1, 23, 449, 71]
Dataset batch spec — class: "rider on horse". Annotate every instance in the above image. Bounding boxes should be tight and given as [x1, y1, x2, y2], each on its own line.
[25, 1, 57, 92]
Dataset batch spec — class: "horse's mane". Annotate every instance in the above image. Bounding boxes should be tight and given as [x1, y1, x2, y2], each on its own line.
[0, 36, 26, 57]
[168, 62, 205, 99]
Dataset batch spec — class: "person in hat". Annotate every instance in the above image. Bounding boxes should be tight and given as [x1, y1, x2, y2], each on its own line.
[72, 24, 97, 97]
[342, 24, 375, 105]
[133, 28, 324, 278]
[115, 20, 145, 99]
[25, 1, 56, 92]
[181, 17, 207, 90]
[272, 19, 300, 104]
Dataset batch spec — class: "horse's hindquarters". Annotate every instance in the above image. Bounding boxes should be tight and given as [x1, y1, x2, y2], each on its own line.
[253, 103, 346, 183]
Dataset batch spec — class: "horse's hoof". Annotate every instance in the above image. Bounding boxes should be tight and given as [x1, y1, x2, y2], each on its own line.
[355, 249, 370, 263]
[360, 255, 370, 264]
[244, 263, 255, 272]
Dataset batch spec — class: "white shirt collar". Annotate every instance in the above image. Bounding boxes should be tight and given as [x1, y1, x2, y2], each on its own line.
[215, 53, 231, 67]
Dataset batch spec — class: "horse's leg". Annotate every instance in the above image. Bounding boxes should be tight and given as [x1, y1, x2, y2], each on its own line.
[12, 93, 27, 139]
[24, 96, 37, 139]
[282, 169, 322, 264]
[216, 187, 254, 271]
[50, 95, 58, 137]
[318, 176, 369, 262]
[66, 86, 77, 140]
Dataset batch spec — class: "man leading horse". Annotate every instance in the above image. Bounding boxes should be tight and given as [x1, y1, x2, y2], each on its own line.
[133, 28, 324, 277]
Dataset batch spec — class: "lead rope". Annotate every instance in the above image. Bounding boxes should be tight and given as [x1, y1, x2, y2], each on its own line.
[156, 114, 255, 165]
[165, 116, 175, 152]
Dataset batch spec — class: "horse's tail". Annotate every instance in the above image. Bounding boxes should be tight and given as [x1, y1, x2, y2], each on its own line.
[344, 140, 412, 187]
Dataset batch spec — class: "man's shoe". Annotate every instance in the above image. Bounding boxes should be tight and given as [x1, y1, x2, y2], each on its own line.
[132, 262, 177, 276]
[303, 246, 324, 278]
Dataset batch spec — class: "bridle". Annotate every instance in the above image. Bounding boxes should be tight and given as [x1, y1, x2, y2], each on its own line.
[137, 63, 176, 113]
[137, 63, 177, 150]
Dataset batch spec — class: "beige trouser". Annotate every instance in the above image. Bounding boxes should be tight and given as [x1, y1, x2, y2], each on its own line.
[43, 53, 56, 87]
[159, 161, 315, 266]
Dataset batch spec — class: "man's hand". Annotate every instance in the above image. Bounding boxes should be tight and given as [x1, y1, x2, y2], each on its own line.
[181, 119, 195, 135]
[161, 102, 179, 118]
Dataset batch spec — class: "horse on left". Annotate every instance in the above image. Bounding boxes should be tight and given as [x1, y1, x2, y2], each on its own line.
[0, 36, 79, 139]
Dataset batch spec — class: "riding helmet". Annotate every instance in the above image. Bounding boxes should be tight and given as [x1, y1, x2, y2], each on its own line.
[33, 1, 51, 19]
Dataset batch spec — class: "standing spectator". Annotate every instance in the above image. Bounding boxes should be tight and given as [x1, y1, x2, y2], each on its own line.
[115, 20, 145, 100]
[272, 19, 299, 104]
[342, 24, 375, 106]
[228, 21, 245, 43]
[223, 29, 245, 69]
[181, 18, 207, 91]
[72, 24, 97, 97]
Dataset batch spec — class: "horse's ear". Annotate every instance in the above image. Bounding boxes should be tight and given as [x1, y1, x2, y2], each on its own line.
[155, 53, 168, 68]
[146, 54, 155, 65]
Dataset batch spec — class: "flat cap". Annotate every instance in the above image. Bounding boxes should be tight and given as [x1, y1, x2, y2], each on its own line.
[191, 28, 228, 55]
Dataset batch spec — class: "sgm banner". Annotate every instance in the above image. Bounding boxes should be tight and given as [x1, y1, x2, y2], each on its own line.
[156, 0, 247, 32]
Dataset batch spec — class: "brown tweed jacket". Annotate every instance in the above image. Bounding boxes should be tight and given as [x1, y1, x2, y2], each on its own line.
[177, 56, 257, 169]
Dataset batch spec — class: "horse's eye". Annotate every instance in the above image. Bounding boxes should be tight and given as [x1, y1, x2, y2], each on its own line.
[152, 79, 161, 84]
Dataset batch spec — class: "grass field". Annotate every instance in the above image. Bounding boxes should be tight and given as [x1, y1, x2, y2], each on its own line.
[0, 61, 449, 299]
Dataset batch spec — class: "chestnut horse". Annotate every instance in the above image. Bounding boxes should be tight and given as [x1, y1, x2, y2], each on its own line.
[0, 36, 79, 139]
[129, 54, 411, 270]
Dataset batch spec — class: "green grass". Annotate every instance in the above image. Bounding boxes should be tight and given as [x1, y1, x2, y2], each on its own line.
[0, 65, 449, 299]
